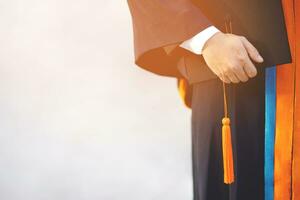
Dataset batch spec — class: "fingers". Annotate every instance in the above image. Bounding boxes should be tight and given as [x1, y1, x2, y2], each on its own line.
[221, 59, 255, 83]
[240, 36, 264, 63]
[220, 72, 239, 84]
[243, 56, 258, 78]
[224, 75, 231, 83]
[214, 68, 231, 84]
[225, 71, 240, 83]
[219, 74, 231, 84]
[232, 63, 249, 82]
[203, 34, 261, 84]
[220, 67, 240, 83]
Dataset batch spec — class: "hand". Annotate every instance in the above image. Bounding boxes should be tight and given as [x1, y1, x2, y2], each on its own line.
[202, 32, 264, 84]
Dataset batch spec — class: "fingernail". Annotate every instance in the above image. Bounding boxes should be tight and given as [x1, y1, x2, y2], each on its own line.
[257, 55, 264, 62]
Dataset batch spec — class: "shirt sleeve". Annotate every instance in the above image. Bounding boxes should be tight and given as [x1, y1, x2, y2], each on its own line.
[180, 26, 220, 55]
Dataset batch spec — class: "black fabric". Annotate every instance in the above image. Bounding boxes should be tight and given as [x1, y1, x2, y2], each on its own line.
[191, 0, 291, 69]
[171, 46, 218, 84]
[191, 67, 265, 200]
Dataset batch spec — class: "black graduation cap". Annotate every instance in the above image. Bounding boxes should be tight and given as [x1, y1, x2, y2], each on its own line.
[192, 0, 292, 68]
[191, 0, 292, 184]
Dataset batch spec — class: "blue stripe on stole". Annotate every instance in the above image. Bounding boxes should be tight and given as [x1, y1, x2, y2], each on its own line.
[265, 66, 276, 200]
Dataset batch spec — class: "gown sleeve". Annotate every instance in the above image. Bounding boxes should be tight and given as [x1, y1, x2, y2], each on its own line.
[127, 0, 212, 77]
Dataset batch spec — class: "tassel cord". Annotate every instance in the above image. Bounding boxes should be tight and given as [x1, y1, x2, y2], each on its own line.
[221, 20, 235, 184]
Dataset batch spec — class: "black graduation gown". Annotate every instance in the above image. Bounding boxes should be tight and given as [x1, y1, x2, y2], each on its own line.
[191, 67, 265, 200]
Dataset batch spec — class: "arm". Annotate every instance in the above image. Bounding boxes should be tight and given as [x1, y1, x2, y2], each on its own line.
[127, 0, 212, 77]
[127, 0, 264, 83]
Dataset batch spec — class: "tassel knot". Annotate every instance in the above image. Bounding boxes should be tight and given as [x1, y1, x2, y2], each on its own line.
[222, 118, 230, 126]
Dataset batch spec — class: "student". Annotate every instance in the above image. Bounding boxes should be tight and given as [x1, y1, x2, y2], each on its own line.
[127, 1, 300, 199]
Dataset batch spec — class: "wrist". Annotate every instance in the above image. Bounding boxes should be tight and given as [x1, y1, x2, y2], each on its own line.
[180, 26, 221, 55]
[202, 32, 224, 53]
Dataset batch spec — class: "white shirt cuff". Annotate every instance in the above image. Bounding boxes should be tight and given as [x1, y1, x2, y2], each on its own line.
[180, 26, 220, 55]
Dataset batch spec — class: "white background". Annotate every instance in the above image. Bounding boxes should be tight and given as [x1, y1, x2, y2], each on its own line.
[0, 1, 192, 199]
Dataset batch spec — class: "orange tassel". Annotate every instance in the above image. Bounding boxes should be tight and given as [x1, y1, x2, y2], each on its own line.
[222, 117, 235, 184]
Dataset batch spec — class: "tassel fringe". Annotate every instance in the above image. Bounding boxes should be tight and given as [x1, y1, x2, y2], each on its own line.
[222, 117, 235, 184]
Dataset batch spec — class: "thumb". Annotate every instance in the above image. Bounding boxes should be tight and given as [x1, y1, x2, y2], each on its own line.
[240, 36, 264, 63]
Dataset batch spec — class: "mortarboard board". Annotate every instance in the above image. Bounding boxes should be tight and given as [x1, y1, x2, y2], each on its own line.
[191, 0, 292, 184]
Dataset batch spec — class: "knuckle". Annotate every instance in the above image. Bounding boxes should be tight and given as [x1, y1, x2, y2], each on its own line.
[235, 49, 246, 59]
[230, 64, 240, 71]
[234, 52, 242, 59]
[236, 55, 245, 63]
[234, 40, 243, 48]
[229, 37, 240, 45]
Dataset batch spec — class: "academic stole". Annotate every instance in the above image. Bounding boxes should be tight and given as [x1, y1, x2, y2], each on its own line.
[270, 0, 300, 199]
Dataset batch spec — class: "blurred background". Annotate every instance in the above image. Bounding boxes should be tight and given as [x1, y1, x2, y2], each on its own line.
[0, 0, 192, 199]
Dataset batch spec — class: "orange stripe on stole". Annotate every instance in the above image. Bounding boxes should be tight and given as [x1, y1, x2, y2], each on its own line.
[275, 0, 296, 199]
[292, 0, 300, 199]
